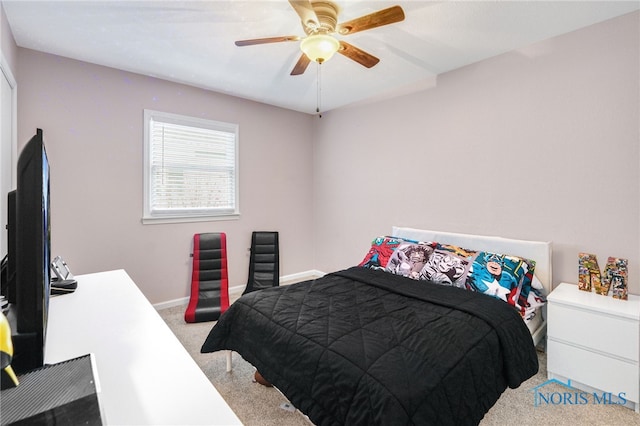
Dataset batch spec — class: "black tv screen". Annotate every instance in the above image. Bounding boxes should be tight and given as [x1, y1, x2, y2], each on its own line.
[6, 128, 51, 373]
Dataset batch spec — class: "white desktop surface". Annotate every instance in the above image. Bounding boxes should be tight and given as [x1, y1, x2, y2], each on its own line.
[45, 269, 241, 425]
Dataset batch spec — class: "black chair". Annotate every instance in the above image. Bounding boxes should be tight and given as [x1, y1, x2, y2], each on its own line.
[243, 232, 279, 295]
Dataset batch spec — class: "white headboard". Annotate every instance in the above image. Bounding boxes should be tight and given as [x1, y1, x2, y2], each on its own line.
[392, 226, 552, 346]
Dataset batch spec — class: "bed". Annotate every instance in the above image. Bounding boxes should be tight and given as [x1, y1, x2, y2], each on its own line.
[201, 227, 552, 425]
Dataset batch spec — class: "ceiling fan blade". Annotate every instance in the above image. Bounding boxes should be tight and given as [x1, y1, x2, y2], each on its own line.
[235, 36, 300, 46]
[337, 5, 405, 36]
[288, 0, 319, 29]
[290, 53, 311, 75]
[338, 41, 380, 68]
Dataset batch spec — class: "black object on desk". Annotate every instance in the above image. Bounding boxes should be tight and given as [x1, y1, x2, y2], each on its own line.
[0, 354, 103, 425]
[50, 278, 78, 296]
[50, 256, 77, 296]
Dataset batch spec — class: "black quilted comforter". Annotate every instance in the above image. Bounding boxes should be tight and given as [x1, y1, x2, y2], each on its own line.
[201, 267, 538, 425]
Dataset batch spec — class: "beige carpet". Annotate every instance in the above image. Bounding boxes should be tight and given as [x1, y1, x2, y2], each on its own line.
[159, 304, 640, 425]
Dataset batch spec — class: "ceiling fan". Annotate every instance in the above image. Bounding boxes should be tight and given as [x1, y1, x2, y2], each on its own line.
[234, 1, 405, 76]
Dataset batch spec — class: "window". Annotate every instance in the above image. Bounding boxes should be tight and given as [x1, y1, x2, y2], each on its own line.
[143, 110, 239, 224]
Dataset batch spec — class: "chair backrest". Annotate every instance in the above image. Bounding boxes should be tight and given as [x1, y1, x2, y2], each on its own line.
[243, 231, 279, 295]
[184, 233, 229, 323]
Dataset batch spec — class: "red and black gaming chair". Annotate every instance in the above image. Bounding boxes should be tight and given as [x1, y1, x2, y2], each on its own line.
[184, 233, 229, 323]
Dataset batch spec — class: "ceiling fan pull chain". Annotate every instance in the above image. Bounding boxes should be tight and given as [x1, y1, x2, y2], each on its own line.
[316, 61, 322, 118]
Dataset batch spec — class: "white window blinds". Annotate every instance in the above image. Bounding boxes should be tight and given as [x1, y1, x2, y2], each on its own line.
[143, 110, 239, 223]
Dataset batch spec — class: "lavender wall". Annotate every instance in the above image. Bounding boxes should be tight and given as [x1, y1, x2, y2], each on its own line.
[16, 50, 315, 304]
[313, 12, 640, 293]
[6, 11, 640, 302]
[0, 4, 17, 71]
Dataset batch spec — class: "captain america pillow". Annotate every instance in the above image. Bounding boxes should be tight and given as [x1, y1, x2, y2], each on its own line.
[466, 251, 536, 310]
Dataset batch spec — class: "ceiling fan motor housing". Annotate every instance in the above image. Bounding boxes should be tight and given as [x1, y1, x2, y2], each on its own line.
[304, 1, 339, 35]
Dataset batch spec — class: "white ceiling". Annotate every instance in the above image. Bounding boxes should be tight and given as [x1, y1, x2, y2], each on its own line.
[3, 1, 638, 114]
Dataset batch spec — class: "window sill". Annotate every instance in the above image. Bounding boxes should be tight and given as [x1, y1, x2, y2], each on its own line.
[142, 213, 240, 225]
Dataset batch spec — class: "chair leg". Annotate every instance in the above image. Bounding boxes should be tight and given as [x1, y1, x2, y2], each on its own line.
[226, 350, 232, 372]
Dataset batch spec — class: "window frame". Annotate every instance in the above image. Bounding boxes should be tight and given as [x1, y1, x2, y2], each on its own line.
[142, 109, 240, 225]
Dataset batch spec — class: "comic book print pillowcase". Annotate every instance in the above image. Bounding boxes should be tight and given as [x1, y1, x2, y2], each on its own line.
[385, 241, 437, 280]
[358, 236, 405, 270]
[521, 275, 547, 320]
[358, 237, 545, 315]
[466, 251, 537, 312]
[419, 243, 477, 288]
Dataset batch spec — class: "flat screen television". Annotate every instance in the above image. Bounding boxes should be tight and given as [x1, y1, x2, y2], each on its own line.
[3, 128, 51, 374]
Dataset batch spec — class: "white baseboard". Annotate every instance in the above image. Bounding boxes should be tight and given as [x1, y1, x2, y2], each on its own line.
[279, 269, 326, 284]
[153, 269, 326, 311]
[153, 297, 189, 311]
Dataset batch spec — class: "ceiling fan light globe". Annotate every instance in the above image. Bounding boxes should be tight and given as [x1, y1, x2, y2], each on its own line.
[300, 34, 340, 63]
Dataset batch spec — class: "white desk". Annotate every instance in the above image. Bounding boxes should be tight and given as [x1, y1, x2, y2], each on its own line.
[45, 269, 241, 425]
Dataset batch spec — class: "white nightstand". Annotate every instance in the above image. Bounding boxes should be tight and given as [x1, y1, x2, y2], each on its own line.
[547, 282, 640, 412]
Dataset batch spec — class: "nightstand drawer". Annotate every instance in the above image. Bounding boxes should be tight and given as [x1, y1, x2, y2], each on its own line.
[548, 338, 639, 403]
[548, 303, 639, 361]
